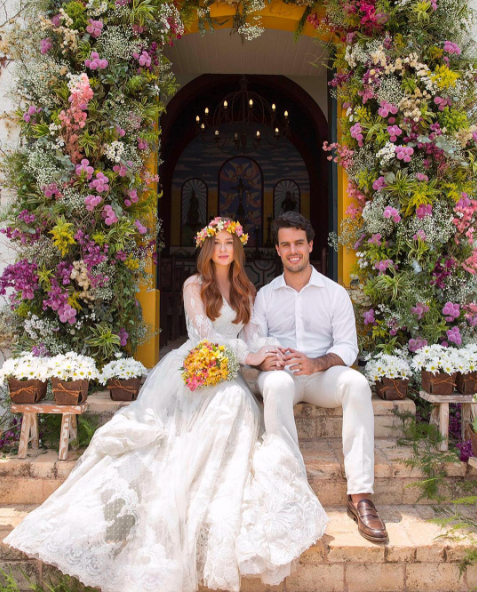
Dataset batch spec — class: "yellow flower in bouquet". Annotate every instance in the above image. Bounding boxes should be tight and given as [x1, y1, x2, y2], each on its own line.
[181, 339, 239, 391]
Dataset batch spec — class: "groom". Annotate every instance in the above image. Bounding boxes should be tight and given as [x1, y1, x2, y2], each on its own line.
[253, 212, 388, 544]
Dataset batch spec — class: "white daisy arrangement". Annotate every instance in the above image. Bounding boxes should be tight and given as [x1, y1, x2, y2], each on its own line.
[99, 357, 148, 385]
[48, 352, 100, 381]
[364, 351, 413, 386]
[0, 353, 51, 384]
[452, 343, 477, 375]
[411, 344, 461, 376]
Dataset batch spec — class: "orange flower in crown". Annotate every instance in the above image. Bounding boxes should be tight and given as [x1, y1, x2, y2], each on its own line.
[195, 217, 249, 248]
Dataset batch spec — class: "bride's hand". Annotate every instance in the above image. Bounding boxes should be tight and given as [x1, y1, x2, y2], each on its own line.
[245, 347, 284, 368]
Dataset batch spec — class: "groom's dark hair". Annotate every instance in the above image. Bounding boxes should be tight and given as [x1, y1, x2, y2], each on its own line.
[272, 212, 315, 245]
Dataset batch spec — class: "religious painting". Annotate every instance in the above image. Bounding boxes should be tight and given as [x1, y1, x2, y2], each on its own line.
[274, 179, 301, 218]
[181, 178, 208, 246]
[218, 157, 263, 247]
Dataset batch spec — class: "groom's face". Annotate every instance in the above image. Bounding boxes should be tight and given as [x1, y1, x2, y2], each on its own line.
[276, 227, 313, 273]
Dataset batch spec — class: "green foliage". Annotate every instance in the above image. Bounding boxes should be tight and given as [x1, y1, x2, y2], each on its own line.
[84, 323, 121, 363]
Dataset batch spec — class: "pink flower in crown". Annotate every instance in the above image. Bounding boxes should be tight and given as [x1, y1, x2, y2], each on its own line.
[236, 226, 243, 236]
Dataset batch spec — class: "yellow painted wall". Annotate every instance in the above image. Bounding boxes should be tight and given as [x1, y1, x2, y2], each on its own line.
[138, 1, 348, 366]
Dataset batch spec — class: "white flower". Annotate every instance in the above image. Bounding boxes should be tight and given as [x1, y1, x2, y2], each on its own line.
[364, 351, 413, 386]
[99, 358, 148, 384]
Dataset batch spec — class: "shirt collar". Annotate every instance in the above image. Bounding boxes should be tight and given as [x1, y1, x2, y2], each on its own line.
[273, 266, 325, 290]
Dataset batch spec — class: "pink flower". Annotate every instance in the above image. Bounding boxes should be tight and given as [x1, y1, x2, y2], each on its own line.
[395, 146, 414, 162]
[135, 220, 148, 235]
[113, 164, 128, 177]
[363, 309, 375, 325]
[387, 125, 402, 142]
[102, 205, 118, 225]
[411, 303, 429, 320]
[378, 101, 398, 118]
[383, 206, 401, 223]
[350, 123, 364, 147]
[447, 326, 462, 345]
[84, 194, 102, 211]
[128, 189, 139, 203]
[89, 172, 109, 192]
[118, 328, 129, 346]
[373, 176, 386, 191]
[58, 304, 77, 325]
[116, 126, 126, 137]
[443, 41, 461, 55]
[413, 229, 427, 241]
[408, 338, 428, 353]
[76, 158, 94, 179]
[86, 19, 103, 38]
[416, 204, 433, 219]
[137, 138, 149, 150]
[416, 173, 429, 182]
[368, 233, 382, 246]
[40, 38, 52, 54]
[51, 13, 62, 26]
[442, 302, 460, 322]
[85, 51, 108, 70]
[375, 259, 394, 274]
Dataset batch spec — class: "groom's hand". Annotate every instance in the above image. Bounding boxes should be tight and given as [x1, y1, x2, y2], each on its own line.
[285, 348, 321, 376]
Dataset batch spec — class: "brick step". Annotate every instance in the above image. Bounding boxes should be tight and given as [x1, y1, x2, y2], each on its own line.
[1, 504, 475, 591]
[85, 388, 416, 439]
[1, 439, 474, 506]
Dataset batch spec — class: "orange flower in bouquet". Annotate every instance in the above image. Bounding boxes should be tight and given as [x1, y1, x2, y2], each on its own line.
[181, 339, 239, 391]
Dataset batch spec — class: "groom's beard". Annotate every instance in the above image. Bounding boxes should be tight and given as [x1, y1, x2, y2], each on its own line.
[282, 254, 309, 273]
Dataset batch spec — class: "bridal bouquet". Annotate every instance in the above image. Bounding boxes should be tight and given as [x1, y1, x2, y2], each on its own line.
[181, 340, 239, 391]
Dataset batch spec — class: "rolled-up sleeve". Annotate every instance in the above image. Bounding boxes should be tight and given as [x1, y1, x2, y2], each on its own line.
[326, 287, 359, 367]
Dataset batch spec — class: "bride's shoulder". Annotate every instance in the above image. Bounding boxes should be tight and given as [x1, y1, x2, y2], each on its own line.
[183, 274, 202, 290]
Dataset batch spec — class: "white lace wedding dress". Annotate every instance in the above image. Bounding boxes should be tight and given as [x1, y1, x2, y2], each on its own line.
[6, 275, 328, 592]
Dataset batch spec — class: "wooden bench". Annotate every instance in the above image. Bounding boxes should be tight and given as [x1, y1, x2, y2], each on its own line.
[419, 390, 477, 452]
[11, 401, 87, 460]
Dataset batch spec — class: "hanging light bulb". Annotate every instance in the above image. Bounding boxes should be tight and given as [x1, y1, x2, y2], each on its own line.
[196, 115, 200, 123]
[284, 110, 289, 118]
[275, 127, 279, 135]
[272, 103, 276, 112]
[223, 100, 228, 109]
[256, 130, 261, 138]
[215, 130, 220, 136]
[249, 99, 253, 108]
[201, 123, 205, 130]
[205, 107, 209, 115]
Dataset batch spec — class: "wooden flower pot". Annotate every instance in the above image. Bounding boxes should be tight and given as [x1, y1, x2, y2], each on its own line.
[51, 378, 89, 405]
[107, 378, 141, 401]
[8, 378, 47, 404]
[456, 372, 477, 395]
[421, 370, 457, 396]
[375, 377, 409, 401]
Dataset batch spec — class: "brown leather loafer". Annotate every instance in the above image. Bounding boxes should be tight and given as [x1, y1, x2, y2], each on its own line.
[347, 496, 389, 544]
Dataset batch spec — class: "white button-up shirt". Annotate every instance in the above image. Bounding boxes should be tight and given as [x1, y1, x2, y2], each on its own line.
[253, 267, 359, 367]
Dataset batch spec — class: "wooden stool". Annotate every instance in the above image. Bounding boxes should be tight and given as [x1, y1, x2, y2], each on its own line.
[11, 401, 87, 460]
[419, 391, 477, 452]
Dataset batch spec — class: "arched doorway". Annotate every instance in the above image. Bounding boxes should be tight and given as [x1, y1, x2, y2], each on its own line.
[158, 73, 330, 347]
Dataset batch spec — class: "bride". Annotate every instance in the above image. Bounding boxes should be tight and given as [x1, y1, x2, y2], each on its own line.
[6, 217, 328, 592]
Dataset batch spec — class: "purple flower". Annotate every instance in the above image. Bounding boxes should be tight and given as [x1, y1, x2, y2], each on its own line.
[447, 326, 462, 346]
[456, 439, 473, 462]
[135, 220, 148, 235]
[18, 209, 36, 224]
[0, 260, 39, 301]
[411, 303, 429, 320]
[85, 51, 108, 70]
[350, 123, 364, 147]
[32, 343, 49, 357]
[363, 309, 375, 325]
[102, 205, 118, 225]
[413, 229, 427, 241]
[387, 125, 402, 142]
[76, 159, 94, 179]
[416, 173, 429, 182]
[119, 328, 129, 346]
[408, 338, 428, 353]
[378, 101, 398, 118]
[375, 259, 394, 274]
[443, 41, 461, 55]
[442, 302, 460, 321]
[84, 194, 102, 211]
[58, 304, 77, 325]
[396, 146, 414, 162]
[368, 233, 382, 246]
[40, 37, 53, 54]
[42, 183, 61, 199]
[89, 172, 109, 193]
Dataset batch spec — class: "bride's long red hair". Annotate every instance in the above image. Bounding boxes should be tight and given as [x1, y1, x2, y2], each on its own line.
[197, 231, 256, 325]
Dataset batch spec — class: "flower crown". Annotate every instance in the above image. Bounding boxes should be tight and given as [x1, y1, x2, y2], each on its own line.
[195, 217, 249, 248]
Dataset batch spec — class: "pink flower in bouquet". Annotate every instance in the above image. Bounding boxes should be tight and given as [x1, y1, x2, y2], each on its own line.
[387, 125, 402, 142]
[378, 101, 398, 118]
[89, 172, 109, 192]
[373, 176, 386, 191]
[58, 304, 77, 325]
[395, 146, 414, 162]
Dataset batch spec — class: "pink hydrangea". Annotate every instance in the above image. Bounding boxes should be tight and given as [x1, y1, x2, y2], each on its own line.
[118, 328, 129, 346]
[416, 204, 433, 219]
[378, 101, 398, 118]
[84, 194, 102, 211]
[416, 173, 429, 182]
[387, 125, 402, 142]
[58, 304, 77, 325]
[373, 176, 386, 191]
[350, 123, 364, 147]
[443, 41, 461, 55]
[89, 172, 109, 192]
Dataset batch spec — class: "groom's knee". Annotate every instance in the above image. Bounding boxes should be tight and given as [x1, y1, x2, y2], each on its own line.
[258, 370, 295, 403]
[336, 368, 371, 402]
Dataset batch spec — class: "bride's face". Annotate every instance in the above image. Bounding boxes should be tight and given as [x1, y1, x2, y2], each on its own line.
[211, 230, 234, 268]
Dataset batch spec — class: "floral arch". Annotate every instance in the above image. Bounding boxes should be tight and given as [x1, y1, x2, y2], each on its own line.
[1, 0, 476, 368]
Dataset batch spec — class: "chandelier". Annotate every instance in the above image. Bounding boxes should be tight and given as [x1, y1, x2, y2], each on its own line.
[195, 76, 291, 154]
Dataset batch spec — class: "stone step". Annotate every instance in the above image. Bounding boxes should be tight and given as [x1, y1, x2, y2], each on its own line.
[85, 388, 416, 439]
[1, 503, 476, 591]
[1, 439, 474, 507]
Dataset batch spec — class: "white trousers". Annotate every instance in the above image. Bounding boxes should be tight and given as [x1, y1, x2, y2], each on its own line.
[257, 366, 374, 495]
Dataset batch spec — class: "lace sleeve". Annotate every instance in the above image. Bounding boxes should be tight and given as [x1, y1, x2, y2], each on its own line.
[183, 276, 250, 364]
